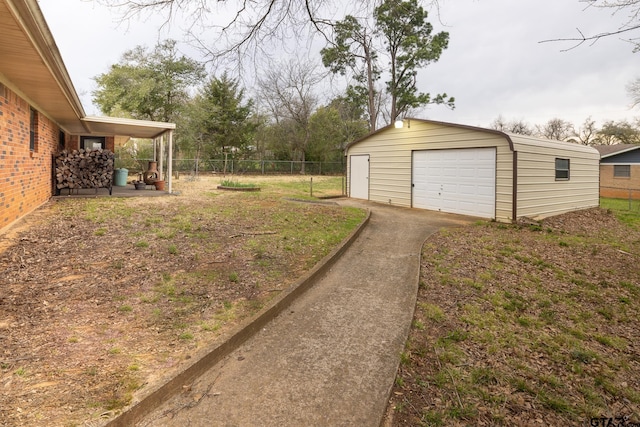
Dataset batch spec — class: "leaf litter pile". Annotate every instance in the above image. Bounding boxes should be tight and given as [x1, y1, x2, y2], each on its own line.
[387, 208, 640, 426]
[0, 181, 364, 426]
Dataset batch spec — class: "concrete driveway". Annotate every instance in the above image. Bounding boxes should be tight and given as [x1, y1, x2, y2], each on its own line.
[128, 200, 474, 427]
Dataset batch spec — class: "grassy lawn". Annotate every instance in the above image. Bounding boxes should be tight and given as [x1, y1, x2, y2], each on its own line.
[388, 206, 640, 426]
[239, 175, 345, 199]
[600, 197, 640, 229]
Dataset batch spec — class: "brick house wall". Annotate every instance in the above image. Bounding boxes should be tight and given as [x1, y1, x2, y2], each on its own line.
[600, 164, 640, 199]
[66, 134, 78, 152]
[0, 84, 61, 231]
[1, 82, 118, 232]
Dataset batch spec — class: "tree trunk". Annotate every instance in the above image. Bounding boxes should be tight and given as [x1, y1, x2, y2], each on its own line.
[364, 36, 377, 132]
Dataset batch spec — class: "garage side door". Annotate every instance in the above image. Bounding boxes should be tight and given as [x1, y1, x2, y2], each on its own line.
[412, 148, 496, 218]
[350, 155, 369, 200]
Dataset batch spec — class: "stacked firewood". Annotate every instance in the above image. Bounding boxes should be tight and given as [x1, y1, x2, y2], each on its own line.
[55, 149, 115, 190]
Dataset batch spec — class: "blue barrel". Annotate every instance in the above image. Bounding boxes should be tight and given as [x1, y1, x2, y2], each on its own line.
[114, 168, 128, 186]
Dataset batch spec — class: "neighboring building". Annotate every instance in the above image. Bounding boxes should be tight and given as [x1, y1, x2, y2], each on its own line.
[346, 118, 600, 223]
[0, 0, 175, 232]
[594, 144, 640, 200]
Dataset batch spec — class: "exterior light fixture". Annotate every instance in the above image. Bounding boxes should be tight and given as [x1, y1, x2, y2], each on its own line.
[394, 119, 404, 129]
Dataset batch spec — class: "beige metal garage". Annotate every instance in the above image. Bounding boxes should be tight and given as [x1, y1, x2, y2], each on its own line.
[345, 119, 600, 222]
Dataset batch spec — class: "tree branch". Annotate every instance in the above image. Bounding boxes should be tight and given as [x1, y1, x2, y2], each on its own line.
[97, 0, 352, 64]
[539, 24, 640, 51]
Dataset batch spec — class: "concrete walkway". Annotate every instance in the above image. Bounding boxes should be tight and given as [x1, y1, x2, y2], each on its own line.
[136, 201, 473, 427]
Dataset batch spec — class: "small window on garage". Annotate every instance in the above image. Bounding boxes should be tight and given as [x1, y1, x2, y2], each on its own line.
[555, 158, 570, 180]
[614, 165, 630, 178]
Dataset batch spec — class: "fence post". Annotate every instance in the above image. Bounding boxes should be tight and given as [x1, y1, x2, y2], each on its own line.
[310, 177, 313, 197]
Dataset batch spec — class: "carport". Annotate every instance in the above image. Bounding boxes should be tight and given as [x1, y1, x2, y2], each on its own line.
[80, 116, 177, 193]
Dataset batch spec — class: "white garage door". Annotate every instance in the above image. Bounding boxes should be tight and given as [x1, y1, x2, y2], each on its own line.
[350, 155, 370, 200]
[412, 148, 496, 218]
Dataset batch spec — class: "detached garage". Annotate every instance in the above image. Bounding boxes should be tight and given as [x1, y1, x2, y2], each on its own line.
[346, 119, 600, 223]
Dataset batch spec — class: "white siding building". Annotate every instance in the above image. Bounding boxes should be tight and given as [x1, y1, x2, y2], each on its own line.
[346, 119, 600, 223]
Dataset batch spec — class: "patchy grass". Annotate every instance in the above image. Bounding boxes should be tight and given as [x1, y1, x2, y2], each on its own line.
[257, 175, 344, 199]
[0, 175, 363, 426]
[388, 208, 640, 426]
[219, 179, 259, 188]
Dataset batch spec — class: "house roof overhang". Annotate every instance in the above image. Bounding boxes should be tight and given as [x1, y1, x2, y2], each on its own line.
[0, 0, 86, 133]
[82, 116, 176, 140]
[0, 0, 175, 139]
[594, 144, 640, 158]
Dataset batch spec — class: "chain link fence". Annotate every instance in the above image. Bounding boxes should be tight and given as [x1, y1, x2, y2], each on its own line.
[116, 158, 345, 176]
[600, 186, 640, 211]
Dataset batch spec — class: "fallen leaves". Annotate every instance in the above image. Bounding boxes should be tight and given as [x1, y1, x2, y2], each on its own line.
[388, 208, 640, 426]
[0, 181, 362, 426]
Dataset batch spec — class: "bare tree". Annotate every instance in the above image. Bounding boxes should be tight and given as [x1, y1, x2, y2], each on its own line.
[509, 120, 534, 136]
[537, 118, 575, 141]
[568, 116, 599, 145]
[99, 1, 640, 55]
[489, 115, 508, 132]
[96, 0, 360, 62]
[628, 77, 640, 107]
[489, 115, 534, 135]
[598, 119, 640, 144]
[257, 60, 323, 172]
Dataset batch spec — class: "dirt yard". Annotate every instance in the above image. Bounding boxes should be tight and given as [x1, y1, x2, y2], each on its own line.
[0, 175, 361, 427]
[4, 176, 639, 427]
[387, 208, 640, 426]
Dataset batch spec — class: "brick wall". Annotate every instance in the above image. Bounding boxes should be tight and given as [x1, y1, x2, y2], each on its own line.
[600, 164, 640, 199]
[0, 84, 61, 232]
[67, 134, 79, 151]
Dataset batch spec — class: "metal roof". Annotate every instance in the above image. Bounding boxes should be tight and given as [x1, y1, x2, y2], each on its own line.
[348, 118, 599, 156]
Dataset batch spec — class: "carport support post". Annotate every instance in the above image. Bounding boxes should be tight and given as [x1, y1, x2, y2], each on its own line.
[167, 130, 173, 193]
[152, 137, 157, 165]
[159, 134, 164, 182]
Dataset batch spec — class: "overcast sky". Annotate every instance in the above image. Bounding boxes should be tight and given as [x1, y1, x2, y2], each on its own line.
[39, 0, 639, 129]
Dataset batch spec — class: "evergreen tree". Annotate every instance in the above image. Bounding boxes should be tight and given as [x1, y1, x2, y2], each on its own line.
[194, 72, 256, 158]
